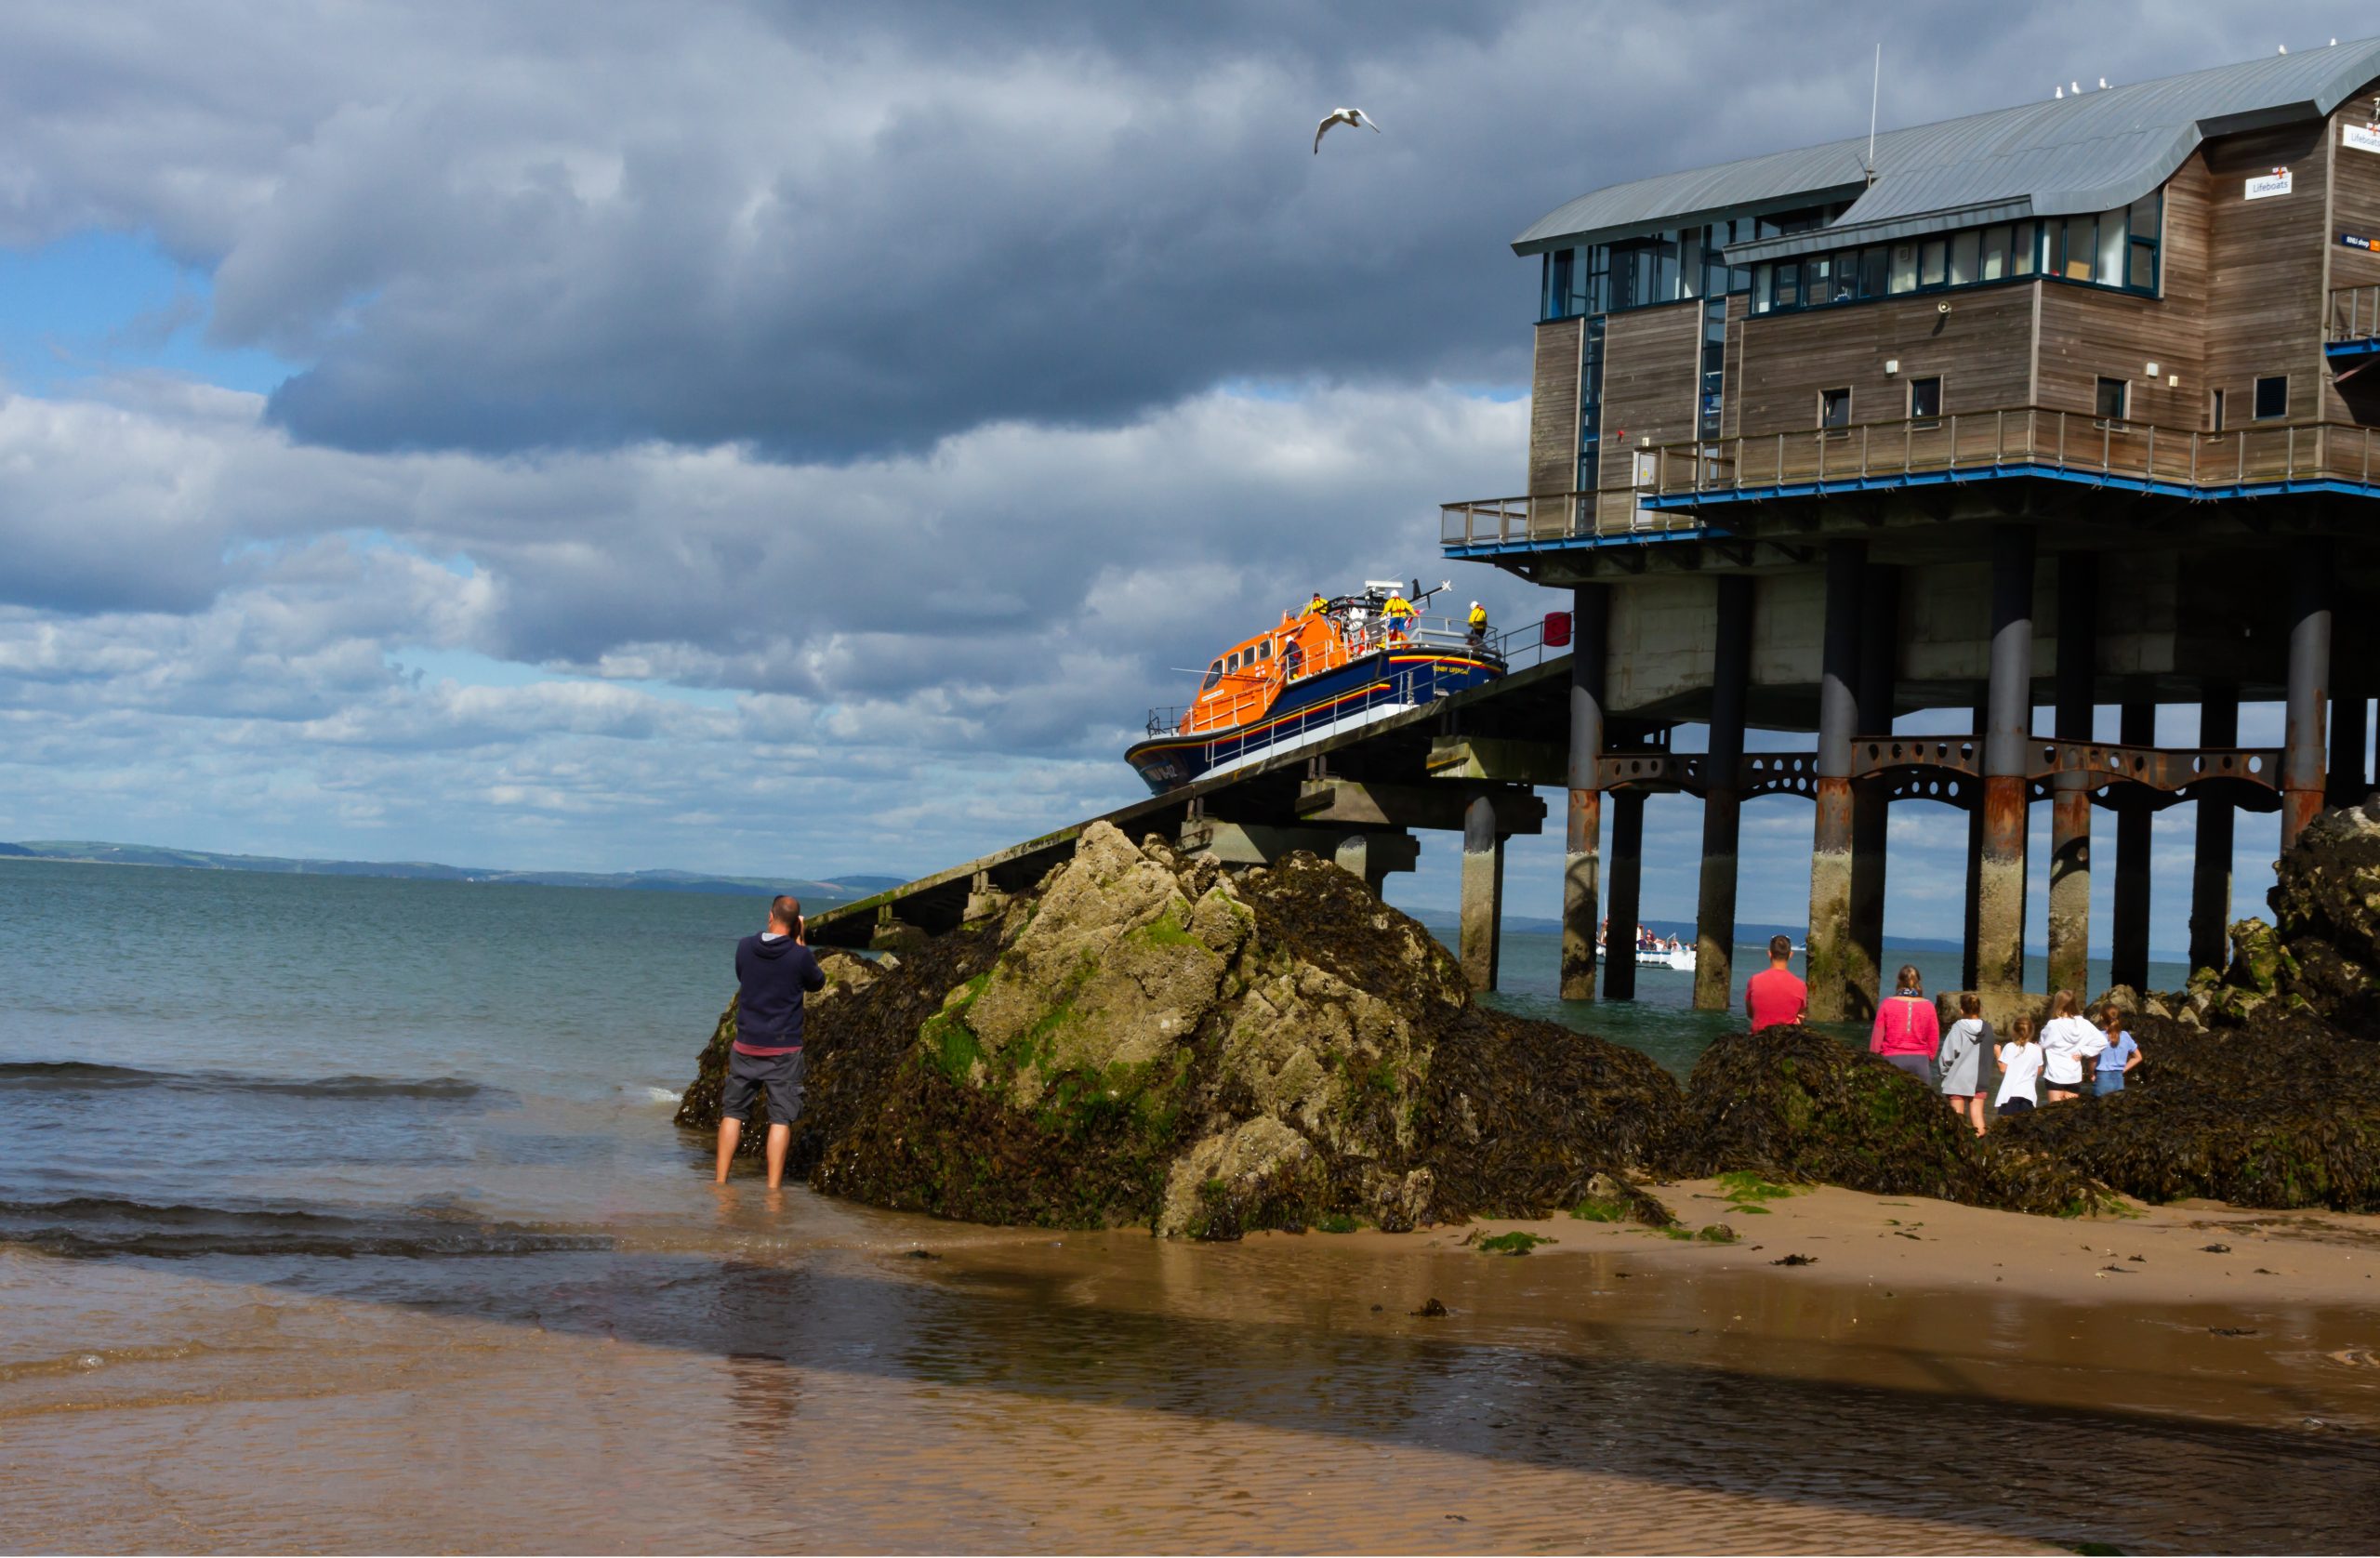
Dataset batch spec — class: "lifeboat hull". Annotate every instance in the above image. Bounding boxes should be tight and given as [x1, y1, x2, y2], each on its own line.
[1124, 647, 1501, 793]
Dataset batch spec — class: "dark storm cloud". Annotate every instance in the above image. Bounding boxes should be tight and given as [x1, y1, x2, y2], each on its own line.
[4, 0, 2345, 462]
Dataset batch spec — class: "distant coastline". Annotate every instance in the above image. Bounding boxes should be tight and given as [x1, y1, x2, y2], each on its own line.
[0, 839, 898, 904]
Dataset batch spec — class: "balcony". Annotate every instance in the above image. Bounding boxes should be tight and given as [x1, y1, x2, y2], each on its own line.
[1442, 405, 2380, 551]
[2328, 283, 2380, 362]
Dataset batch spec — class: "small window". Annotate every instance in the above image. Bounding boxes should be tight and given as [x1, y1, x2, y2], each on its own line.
[1949, 231, 1980, 286]
[1775, 260, 1801, 310]
[2011, 221, 2039, 277]
[1820, 387, 1852, 429]
[1919, 238, 1949, 287]
[2096, 376, 2128, 421]
[2062, 216, 2096, 281]
[1888, 244, 1918, 293]
[1201, 660, 1223, 693]
[1909, 376, 1943, 419]
[2210, 388, 2226, 433]
[1979, 226, 2009, 281]
[1258, 640, 1273, 661]
[2254, 376, 2289, 420]
[1858, 245, 1888, 298]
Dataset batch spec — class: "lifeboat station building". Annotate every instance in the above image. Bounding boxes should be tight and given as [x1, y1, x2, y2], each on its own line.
[1443, 40, 2380, 1019]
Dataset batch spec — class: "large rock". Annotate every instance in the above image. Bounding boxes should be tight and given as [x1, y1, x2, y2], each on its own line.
[679, 822, 1689, 1233]
[2265, 797, 2380, 1036]
[1681, 1026, 2101, 1215]
[1993, 1017, 2380, 1210]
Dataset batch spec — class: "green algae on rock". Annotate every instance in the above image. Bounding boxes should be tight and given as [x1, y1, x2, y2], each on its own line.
[677, 821, 1688, 1233]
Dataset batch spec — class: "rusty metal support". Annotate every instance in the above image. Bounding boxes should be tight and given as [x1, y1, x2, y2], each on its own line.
[2111, 700, 2154, 995]
[2332, 606, 2370, 809]
[2047, 552, 2097, 1000]
[1806, 540, 1866, 1020]
[1460, 791, 1504, 993]
[2189, 685, 2239, 976]
[2282, 536, 2333, 851]
[1694, 574, 1752, 1010]
[1977, 524, 2035, 1001]
[1605, 788, 1646, 1000]
[1963, 694, 1986, 993]
[1846, 561, 1899, 1020]
[1563, 584, 1610, 998]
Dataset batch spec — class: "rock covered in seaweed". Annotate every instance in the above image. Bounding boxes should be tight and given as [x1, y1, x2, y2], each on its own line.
[1992, 1018, 2380, 1210]
[2262, 796, 2380, 1036]
[678, 821, 1688, 1231]
[1680, 1025, 2103, 1216]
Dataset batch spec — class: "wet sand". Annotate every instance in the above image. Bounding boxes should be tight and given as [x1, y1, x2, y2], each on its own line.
[7, 1181, 2379, 1554]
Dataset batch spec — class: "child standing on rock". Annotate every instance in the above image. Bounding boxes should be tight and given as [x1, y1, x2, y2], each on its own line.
[1994, 1014, 2043, 1116]
[2095, 1004, 2142, 1095]
[1938, 993, 1990, 1135]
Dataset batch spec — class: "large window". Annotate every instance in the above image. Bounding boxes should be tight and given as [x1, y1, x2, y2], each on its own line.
[1751, 196, 2155, 316]
[1577, 317, 1606, 490]
[1537, 205, 1848, 322]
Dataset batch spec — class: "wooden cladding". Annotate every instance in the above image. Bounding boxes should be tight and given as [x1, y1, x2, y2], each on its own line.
[1733, 285, 2034, 440]
[1528, 317, 1582, 497]
[1596, 301, 1700, 485]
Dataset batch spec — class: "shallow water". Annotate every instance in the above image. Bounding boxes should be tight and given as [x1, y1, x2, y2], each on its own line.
[0, 857, 2357, 1554]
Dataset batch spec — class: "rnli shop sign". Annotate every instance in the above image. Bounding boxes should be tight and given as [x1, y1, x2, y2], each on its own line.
[2345, 123, 2380, 155]
[2245, 168, 2294, 200]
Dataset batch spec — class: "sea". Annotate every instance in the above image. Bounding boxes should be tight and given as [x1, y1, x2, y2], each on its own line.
[0, 856, 2323, 1553]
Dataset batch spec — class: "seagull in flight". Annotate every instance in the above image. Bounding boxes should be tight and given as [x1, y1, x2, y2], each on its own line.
[1314, 107, 1382, 153]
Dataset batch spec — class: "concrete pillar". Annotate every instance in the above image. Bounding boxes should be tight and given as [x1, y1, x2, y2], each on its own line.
[1693, 574, 1752, 1010]
[2047, 552, 2096, 1000]
[1977, 524, 2035, 1002]
[2282, 537, 2334, 850]
[1845, 561, 1899, 1020]
[2188, 685, 2238, 976]
[1805, 540, 1866, 1021]
[1604, 788, 1646, 1000]
[1563, 585, 1610, 998]
[1962, 693, 1986, 993]
[2332, 608, 2370, 809]
[1460, 792, 1504, 993]
[1332, 831, 1420, 895]
[2110, 700, 2154, 995]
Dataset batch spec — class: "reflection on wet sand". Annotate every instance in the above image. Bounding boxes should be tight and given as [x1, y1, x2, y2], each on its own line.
[7, 1189, 2379, 1555]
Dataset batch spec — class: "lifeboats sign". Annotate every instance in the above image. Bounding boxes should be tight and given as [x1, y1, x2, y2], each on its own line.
[2245, 168, 2294, 200]
[2344, 123, 2380, 154]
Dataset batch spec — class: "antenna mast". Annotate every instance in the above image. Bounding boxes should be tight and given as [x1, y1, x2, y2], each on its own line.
[1866, 43, 1881, 180]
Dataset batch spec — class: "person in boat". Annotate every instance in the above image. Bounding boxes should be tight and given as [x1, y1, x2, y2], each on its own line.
[1382, 590, 1415, 643]
[1303, 591, 1329, 618]
[1467, 601, 1488, 648]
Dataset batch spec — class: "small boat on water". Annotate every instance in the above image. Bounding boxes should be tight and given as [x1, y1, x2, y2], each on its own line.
[1126, 580, 1505, 793]
[1602, 927, 1697, 973]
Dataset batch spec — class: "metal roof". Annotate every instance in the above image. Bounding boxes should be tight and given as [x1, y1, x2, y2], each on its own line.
[1514, 38, 2380, 257]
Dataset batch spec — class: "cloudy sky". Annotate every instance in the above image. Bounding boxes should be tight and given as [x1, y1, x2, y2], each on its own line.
[0, 1, 2360, 952]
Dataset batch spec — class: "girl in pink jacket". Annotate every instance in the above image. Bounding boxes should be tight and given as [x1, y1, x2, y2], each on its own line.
[1870, 964, 1941, 1084]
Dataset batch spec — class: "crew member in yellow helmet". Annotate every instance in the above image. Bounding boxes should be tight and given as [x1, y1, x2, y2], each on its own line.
[1467, 600, 1488, 647]
[1383, 591, 1415, 643]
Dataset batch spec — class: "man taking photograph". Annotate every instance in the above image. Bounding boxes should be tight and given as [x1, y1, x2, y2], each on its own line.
[716, 894, 826, 1189]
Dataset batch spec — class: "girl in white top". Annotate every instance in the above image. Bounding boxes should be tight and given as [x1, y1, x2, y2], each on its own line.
[2037, 989, 2109, 1102]
[1994, 1014, 2044, 1115]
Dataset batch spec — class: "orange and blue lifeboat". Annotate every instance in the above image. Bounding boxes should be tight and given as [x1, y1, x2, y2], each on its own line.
[1126, 582, 1505, 793]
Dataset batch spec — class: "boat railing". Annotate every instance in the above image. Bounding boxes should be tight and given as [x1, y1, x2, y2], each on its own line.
[1152, 664, 1435, 766]
[1143, 613, 1514, 739]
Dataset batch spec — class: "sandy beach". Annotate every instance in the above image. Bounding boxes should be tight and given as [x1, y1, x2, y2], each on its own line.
[8, 1178, 2377, 1555]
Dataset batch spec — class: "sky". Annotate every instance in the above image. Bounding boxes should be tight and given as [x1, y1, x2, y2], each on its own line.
[0, 0, 2366, 952]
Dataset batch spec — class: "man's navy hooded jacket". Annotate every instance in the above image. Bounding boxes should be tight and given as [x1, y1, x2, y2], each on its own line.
[734, 933, 826, 1054]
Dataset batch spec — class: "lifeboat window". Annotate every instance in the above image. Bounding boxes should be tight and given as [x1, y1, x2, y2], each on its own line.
[1201, 660, 1223, 693]
[1259, 640, 1273, 660]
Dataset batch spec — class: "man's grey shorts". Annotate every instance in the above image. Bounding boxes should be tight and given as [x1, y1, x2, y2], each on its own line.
[721, 1047, 805, 1128]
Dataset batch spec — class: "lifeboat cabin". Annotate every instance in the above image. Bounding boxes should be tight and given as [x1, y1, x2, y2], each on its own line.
[1125, 580, 1506, 793]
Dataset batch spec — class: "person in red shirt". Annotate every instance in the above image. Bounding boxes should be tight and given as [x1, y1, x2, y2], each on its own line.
[1744, 935, 1807, 1030]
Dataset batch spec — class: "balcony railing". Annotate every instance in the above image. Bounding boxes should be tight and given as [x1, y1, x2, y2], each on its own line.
[2329, 283, 2380, 346]
[1442, 406, 2380, 548]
